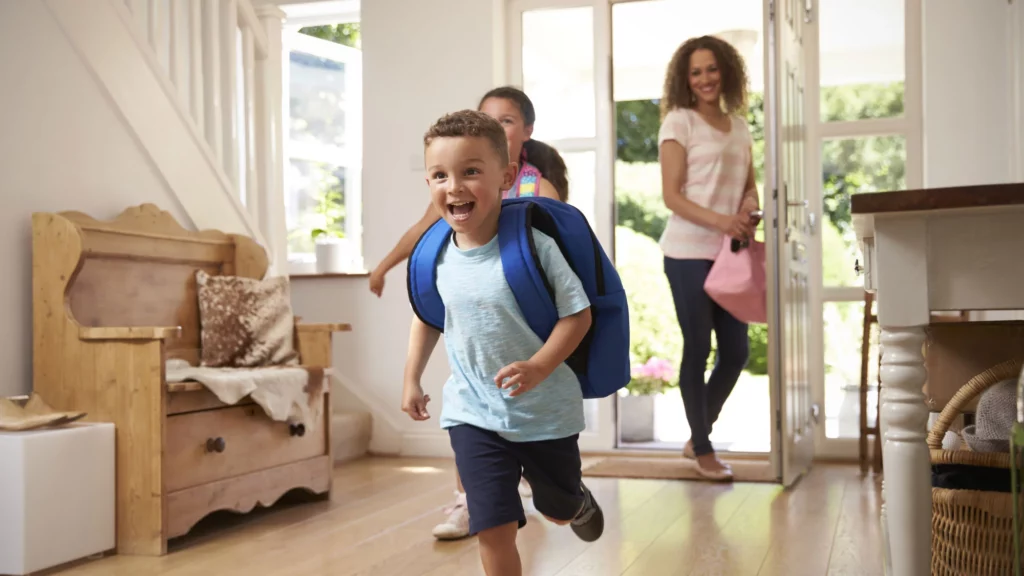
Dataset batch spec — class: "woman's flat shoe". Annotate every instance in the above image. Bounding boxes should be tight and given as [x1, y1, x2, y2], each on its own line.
[695, 463, 734, 482]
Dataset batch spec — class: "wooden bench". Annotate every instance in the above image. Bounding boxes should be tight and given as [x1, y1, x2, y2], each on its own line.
[31, 204, 350, 556]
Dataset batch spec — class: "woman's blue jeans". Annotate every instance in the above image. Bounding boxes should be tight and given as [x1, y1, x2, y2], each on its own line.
[663, 257, 750, 457]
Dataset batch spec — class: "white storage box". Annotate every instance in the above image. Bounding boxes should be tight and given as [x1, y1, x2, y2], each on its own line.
[0, 422, 115, 575]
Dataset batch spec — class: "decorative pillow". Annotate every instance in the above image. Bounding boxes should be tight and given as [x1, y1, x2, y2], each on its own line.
[195, 270, 299, 367]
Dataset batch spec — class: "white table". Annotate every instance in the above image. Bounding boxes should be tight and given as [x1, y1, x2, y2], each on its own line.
[852, 184, 1024, 576]
[0, 422, 115, 575]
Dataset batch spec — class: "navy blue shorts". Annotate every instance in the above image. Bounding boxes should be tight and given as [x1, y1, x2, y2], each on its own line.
[448, 424, 585, 535]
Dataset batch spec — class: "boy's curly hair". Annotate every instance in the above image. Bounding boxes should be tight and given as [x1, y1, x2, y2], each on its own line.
[660, 35, 749, 118]
[424, 109, 509, 163]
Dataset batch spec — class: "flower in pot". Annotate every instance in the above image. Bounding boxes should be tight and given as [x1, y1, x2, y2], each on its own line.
[626, 356, 677, 396]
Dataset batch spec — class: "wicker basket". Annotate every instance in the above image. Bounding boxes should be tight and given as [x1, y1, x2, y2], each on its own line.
[927, 358, 1024, 576]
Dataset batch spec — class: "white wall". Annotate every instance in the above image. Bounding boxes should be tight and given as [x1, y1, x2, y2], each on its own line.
[922, 1, 1024, 323]
[922, 0, 1021, 188]
[0, 2, 189, 398]
[290, 0, 501, 456]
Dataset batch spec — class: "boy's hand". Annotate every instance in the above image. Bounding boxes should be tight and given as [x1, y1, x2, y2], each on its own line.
[495, 360, 550, 397]
[401, 384, 431, 420]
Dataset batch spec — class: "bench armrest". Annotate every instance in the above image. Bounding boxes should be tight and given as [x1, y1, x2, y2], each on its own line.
[296, 323, 352, 334]
[79, 326, 182, 341]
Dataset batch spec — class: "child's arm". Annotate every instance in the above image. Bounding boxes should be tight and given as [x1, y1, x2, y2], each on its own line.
[369, 202, 441, 297]
[402, 315, 441, 420]
[495, 308, 592, 397]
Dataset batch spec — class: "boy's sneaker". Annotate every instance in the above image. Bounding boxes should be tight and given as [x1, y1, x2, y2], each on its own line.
[432, 491, 471, 540]
[570, 482, 604, 542]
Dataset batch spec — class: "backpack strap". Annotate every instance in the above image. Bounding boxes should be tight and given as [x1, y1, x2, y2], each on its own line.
[497, 201, 559, 340]
[407, 219, 451, 332]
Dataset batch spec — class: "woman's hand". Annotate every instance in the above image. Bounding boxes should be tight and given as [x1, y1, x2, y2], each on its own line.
[716, 212, 755, 240]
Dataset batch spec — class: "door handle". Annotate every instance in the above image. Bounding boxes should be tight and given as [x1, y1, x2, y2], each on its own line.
[787, 200, 808, 208]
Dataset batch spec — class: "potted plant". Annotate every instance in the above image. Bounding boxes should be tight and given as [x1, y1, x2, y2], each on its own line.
[619, 356, 677, 443]
[311, 185, 350, 273]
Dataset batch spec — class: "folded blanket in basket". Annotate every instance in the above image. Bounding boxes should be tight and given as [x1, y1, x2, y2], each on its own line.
[165, 358, 328, 431]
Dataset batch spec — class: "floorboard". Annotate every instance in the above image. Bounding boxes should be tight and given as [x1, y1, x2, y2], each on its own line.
[46, 457, 884, 576]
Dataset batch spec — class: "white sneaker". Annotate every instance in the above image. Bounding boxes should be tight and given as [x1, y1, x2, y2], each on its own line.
[518, 478, 533, 498]
[432, 491, 471, 540]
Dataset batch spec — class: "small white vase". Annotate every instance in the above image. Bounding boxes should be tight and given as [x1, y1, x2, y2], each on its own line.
[618, 394, 656, 443]
[315, 237, 351, 273]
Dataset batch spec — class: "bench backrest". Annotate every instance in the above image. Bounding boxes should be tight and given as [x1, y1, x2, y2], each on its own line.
[33, 204, 268, 366]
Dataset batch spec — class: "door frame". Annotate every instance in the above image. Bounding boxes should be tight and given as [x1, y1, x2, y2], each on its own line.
[505, 0, 618, 453]
[503, 0, 798, 459]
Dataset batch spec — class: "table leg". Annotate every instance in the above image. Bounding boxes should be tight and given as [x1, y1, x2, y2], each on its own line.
[879, 325, 931, 576]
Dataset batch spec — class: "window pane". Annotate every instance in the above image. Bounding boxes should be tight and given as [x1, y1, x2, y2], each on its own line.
[289, 50, 350, 148]
[819, 0, 904, 121]
[522, 7, 595, 140]
[562, 150, 597, 229]
[824, 300, 878, 439]
[285, 159, 347, 256]
[821, 135, 906, 287]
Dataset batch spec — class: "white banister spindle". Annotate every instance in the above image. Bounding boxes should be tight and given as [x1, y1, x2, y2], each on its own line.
[169, 0, 189, 103]
[168, 0, 180, 86]
[242, 28, 259, 220]
[147, 0, 159, 48]
[220, 0, 239, 187]
[201, 0, 222, 161]
[188, 0, 204, 128]
[128, 0, 145, 37]
[254, 5, 287, 272]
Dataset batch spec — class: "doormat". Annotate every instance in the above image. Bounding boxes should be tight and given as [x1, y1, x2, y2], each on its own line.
[581, 456, 777, 483]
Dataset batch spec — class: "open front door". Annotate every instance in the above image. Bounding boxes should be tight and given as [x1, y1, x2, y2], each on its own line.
[766, 0, 815, 486]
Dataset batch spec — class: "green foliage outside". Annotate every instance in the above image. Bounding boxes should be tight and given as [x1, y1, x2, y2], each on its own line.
[298, 23, 361, 49]
[616, 83, 905, 395]
[286, 24, 360, 255]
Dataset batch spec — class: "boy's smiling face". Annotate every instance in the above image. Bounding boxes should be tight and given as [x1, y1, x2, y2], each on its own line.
[425, 135, 516, 247]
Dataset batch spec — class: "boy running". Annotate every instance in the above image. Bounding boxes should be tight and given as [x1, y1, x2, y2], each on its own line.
[401, 110, 604, 576]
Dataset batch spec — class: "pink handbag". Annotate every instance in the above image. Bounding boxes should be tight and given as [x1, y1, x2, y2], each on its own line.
[704, 235, 767, 324]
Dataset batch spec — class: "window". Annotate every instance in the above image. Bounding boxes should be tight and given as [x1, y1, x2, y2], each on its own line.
[282, 22, 363, 274]
[813, 0, 921, 444]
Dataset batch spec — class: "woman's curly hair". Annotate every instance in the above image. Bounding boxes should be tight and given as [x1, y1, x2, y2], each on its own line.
[660, 35, 749, 119]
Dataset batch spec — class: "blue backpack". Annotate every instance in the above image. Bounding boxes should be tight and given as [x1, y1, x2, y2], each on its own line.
[407, 197, 630, 399]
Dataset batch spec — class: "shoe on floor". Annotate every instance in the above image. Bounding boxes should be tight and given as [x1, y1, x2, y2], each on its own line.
[518, 477, 533, 498]
[432, 491, 471, 540]
[694, 458, 734, 482]
[570, 482, 604, 542]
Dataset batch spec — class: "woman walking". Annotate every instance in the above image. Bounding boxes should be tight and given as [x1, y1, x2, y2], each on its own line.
[657, 36, 760, 481]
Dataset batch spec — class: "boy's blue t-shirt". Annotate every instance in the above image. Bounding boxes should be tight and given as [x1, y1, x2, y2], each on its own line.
[436, 228, 590, 443]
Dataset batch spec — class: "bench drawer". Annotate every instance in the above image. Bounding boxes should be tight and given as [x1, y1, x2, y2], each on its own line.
[165, 403, 327, 492]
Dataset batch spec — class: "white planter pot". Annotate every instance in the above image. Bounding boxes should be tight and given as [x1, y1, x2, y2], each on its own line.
[315, 237, 352, 273]
[619, 394, 656, 443]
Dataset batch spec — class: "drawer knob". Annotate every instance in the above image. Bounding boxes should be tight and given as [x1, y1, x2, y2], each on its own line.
[289, 423, 306, 437]
[205, 437, 226, 453]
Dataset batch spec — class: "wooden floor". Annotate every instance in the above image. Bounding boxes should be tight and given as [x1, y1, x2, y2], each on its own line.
[50, 456, 884, 576]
